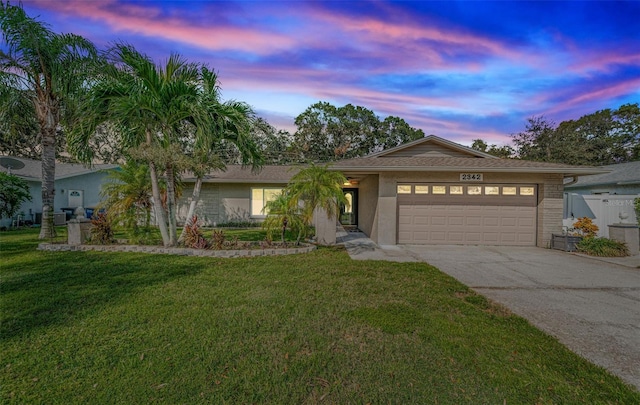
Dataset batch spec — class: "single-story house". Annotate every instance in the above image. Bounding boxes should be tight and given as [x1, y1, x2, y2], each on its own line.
[563, 160, 640, 236]
[177, 135, 605, 248]
[0, 156, 117, 227]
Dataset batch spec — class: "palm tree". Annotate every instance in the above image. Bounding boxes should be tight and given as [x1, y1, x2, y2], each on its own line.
[178, 68, 262, 243]
[0, 2, 98, 238]
[286, 163, 349, 232]
[261, 192, 306, 244]
[99, 160, 154, 232]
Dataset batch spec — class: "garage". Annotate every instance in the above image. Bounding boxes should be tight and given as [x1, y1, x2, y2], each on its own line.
[397, 183, 537, 246]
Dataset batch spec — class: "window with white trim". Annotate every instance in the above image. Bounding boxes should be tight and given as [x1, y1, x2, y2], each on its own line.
[251, 188, 283, 217]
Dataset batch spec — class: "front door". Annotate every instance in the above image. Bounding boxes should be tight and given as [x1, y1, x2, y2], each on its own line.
[340, 189, 358, 226]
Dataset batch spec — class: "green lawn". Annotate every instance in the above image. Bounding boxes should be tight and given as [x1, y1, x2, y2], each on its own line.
[1, 228, 638, 403]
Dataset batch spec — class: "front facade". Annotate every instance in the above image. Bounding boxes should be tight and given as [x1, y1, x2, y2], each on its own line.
[331, 136, 604, 248]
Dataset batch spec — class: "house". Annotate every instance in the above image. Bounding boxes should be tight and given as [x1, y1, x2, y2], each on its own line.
[329, 135, 607, 247]
[563, 161, 640, 237]
[177, 136, 605, 248]
[0, 156, 117, 227]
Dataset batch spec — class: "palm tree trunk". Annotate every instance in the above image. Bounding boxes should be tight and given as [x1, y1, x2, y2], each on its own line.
[178, 175, 202, 243]
[149, 161, 170, 246]
[38, 114, 57, 239]
[165, 164, 178, 246]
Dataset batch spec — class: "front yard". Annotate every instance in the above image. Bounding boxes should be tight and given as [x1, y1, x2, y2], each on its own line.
[1, 228, 638, 403]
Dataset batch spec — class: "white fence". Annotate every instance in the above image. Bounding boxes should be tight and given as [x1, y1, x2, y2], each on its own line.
[563, 194, 639, 238]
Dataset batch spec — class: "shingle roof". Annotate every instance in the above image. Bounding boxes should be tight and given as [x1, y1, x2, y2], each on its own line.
[565, 160, 640, 188]
[331, 156, 607, 175]
[191, 165, 299, 183]
[0, 156, 117, 180]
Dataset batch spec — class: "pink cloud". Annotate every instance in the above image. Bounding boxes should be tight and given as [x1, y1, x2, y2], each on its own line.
[29, 0, 295, 54]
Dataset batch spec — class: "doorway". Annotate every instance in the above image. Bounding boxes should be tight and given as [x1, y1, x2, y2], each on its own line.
[340, 188, 358, 227]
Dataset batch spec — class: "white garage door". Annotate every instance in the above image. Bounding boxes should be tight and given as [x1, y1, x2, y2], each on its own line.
[397, 184, 537, 246]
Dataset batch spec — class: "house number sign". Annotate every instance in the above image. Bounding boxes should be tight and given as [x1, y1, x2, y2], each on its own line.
[459, 173, 483, 181]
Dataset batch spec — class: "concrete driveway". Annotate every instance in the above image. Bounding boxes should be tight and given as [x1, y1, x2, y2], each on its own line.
[400, 245, 640, 390]
[337, 231, 640, 390]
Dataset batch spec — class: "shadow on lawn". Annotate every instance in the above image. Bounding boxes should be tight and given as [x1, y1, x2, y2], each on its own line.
[0, 250, 203, 341]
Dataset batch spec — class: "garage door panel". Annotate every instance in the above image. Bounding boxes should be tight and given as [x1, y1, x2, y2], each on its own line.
[399, 203, 536, 246]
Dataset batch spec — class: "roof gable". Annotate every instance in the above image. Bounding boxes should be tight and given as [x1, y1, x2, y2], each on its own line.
[371, 135, 498, 159]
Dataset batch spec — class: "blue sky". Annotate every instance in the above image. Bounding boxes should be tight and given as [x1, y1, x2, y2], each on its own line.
[20, 0, 640, 145]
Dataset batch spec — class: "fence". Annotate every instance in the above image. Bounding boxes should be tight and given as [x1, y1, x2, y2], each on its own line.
[563, 194, 639, 238]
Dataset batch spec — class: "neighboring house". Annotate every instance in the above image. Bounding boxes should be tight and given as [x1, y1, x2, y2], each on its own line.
[0, 156, 117, 227]
[329, 136, 605, 247]
[563, 161, 640, 237]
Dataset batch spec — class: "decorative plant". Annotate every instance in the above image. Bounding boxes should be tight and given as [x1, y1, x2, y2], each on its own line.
[211, 229, 226, 250]
[182, 215, 208, 249]
[634, 197, 640, 226]
[90, 212, 114, 245]
[571, 217, 599, 238]
[577, 237, 629, 257]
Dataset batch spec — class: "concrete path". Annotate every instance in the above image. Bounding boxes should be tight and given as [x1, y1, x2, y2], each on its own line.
[337, 229, 640, 390]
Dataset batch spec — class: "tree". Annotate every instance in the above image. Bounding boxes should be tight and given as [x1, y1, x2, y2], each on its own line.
[99, 160, 155, 240]
[292, 101, 424, 162]
[178, 68, 262, 243]
[0, 1, 98, 238]
[0, 172, 31, 220]
[471, 138, 514, 158]
[511, 104, 640, 165]
[286, 163, 348, 230]
[261, 191, 306, 244]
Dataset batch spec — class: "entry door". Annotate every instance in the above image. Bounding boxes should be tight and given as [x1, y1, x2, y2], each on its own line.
[340, 189, 358, 226]
[68, 190, 84, 208]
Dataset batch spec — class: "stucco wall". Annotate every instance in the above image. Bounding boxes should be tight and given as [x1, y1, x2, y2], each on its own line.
[356, 174, 379, 240]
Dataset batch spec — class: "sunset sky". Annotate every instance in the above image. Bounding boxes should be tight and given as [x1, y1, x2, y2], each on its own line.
[18, 0, 640, 145]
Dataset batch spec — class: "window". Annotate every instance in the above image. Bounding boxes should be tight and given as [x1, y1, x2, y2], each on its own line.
[502, 186, 517, 195]
[520, 187, 535, 196]
[467, 186, 482, 195]
[450, 185, 463, 195]
[432, 185, 446, 194]
[415, 185, 429, 194]
[485, 186, 500, 195]
[397, 185, 412, 194]
[251, 188, 282, 216]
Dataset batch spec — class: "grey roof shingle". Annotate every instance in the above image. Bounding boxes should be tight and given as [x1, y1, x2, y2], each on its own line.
[332, 156, 607, 175]
[0, 156, 117, 180]
[565, 161, 640, 188]
[190, 165, 299, 183]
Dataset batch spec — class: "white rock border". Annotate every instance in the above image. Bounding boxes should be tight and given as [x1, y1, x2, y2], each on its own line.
[37, 242, 315, 257]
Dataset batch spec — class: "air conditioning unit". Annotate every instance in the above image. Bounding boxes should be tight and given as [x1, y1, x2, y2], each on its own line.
[54, 212, 66, 225]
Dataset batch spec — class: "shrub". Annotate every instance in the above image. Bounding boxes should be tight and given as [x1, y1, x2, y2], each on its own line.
[183, 215, 208, 249]
[90, 213, 114, 245]
[210, 229, 226, 250]
[577, 237, 629, 257]
[571, 217, 599, 237]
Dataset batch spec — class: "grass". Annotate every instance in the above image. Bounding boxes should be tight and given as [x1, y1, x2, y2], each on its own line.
[1, 228, 638, 404]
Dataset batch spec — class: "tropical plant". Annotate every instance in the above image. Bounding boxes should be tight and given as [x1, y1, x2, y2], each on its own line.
[285, 163, 348, 244]
[571, 217, 599, 238]
[577, 237, 629, 257]
[0, 2, 98, 238]
[177, 67, 262, 243]
[0, 172, 31, 219]
[182, 215, 208, 249]
[90, 212, 114, 245]
[99, 160, 156, 237]
[262, 192, 307, 244]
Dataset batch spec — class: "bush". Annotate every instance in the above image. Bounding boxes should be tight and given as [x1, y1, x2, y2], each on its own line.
[90, 213, 114, 245]
[577, 237, 629, 257]
[183, 216, 208, 249]
[571, 217, 599, 237]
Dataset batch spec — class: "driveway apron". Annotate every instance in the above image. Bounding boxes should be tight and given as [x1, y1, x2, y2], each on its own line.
[395, 245, 640, 390]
